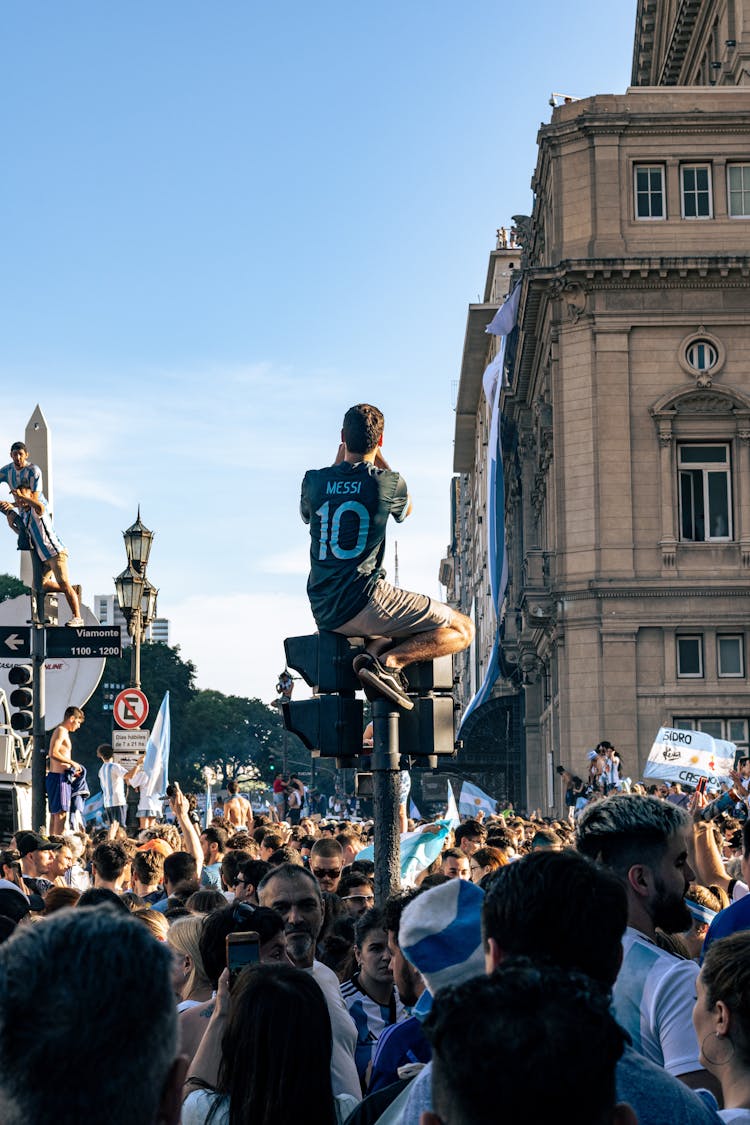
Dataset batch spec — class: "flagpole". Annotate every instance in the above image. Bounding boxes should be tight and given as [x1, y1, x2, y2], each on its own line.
[371, 699, 401, 906]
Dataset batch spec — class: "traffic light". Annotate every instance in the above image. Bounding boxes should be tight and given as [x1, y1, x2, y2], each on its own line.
[282, 696, 363, 758]
[282, 633, 364, 758]
[284, 632, 362, 694]
[8, 665, 33, 732]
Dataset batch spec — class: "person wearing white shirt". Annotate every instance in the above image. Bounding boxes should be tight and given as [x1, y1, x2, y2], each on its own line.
[577, 794, 719, 1101]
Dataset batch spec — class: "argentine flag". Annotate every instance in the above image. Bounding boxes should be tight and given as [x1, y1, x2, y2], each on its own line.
[140, 692, 170, 797]
[356, 821, 453, 886]
[459, 780, 497, 819]
[83, 792, 105, 824]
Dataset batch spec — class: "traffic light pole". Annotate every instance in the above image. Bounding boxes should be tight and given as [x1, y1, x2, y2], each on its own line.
[371, 698, 401, 906]
[29, 553, 47, 832]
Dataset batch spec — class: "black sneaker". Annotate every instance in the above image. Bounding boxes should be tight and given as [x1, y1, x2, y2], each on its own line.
[353, 654, 414, 711]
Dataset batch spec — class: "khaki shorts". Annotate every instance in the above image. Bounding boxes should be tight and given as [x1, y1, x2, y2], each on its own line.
[45, 551, 70, 587]
[336, 579, 454, 640]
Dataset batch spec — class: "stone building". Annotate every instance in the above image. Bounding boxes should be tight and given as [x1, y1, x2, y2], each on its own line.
[445, 5, 750, 812]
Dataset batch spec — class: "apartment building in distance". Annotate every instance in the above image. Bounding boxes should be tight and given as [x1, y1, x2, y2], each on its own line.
[445, 0, 750, 812]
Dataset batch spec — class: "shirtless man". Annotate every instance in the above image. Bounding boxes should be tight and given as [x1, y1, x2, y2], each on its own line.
[46, 707, 84, 834]
[223, 780, 253, 831]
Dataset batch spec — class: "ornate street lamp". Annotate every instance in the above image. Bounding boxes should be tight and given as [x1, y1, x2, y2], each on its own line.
[123, 508, 154, 573]
[114, 512, 157, 690]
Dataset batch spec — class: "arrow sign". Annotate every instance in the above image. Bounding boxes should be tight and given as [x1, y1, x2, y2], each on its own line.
[113, 688, 149, 730]
[0, 626, 31, 658]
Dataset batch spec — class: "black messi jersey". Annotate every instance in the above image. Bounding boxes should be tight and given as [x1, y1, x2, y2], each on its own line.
[300, 461, 409, 630]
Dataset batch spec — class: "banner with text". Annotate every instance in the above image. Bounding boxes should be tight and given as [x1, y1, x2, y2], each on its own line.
[643, 727, 735, 786]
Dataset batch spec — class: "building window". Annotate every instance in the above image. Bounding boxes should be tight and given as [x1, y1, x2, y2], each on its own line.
[685, 339, 718, 373]
[728, 164, 750, 218]
[681, 165, 713, 218]
[635, 165, 665, 219]
[677, 635, 703, 677]
[678, 444, 732, 541]
[674, 717, 749, 757]
[718, 635, 744, 678]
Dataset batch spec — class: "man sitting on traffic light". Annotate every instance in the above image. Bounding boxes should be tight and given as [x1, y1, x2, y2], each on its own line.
[300, 404, 473, 709]
[0, 441, 84, 626]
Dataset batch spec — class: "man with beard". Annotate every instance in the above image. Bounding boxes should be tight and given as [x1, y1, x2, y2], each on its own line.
[257, 863, 361, 1102]
[576, 795, 707, 1088]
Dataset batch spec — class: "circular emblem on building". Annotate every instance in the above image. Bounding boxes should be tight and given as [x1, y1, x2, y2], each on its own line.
[678, 327, 725, 386]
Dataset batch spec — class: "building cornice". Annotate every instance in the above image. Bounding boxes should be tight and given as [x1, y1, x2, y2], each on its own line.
[560, 585, 750, 602]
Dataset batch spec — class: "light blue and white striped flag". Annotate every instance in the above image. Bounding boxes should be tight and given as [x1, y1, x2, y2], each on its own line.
[204, 784, 213, 829]
[140, 692, 170, 797]
[408, 797, 422, 821]
[458, 291, 519, 736]
[445, 783, 460, 828]
[459, 780, 497, 819]
[356, 821, 453, 887]
[83, 792, 105, 824]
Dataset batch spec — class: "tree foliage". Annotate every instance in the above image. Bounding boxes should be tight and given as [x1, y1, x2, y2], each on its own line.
[175, 691, 290, 789]
[75, 641, 197, 780]
[0, 573, 28, 605]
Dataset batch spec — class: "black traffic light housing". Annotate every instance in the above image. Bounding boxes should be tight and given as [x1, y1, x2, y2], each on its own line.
[8, 665, 33, 732]
[282, 632, 456, 761]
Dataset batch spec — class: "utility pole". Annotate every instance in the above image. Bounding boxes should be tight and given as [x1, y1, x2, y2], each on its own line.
[29, 553, 47, 832]
[371, 699, 401, 905]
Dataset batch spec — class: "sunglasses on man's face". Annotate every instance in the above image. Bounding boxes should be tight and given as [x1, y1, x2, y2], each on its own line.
[312, 868, 341, 880]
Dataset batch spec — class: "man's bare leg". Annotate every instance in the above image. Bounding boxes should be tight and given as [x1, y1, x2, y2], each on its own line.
[376, 612, 475, 673]
[45, 556, 81, 618]
[49, 812, 66, 835]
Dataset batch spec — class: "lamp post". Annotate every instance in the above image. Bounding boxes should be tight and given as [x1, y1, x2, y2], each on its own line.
[114, 509, 158, 690]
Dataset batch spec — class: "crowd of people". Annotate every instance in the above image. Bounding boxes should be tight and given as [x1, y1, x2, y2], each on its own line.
[0, 768, 748, 1124]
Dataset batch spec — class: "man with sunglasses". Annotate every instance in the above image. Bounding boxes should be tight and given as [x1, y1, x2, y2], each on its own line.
[309, 837, 344, 894]
[339, 872, 376, 918]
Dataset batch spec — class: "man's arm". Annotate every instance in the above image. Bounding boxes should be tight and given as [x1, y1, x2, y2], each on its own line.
[170, 784, 203, 875]
[692, 820, 731, 894]
[12, 488, 44, 516]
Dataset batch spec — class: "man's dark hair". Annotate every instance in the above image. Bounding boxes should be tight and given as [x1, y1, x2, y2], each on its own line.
[260, 833, 284, 852]
[0, 906, 178, 1124]
[310, 838, 343, 861]
[77, 887, 130, 912]
[424, 959, 626, 1125]
[132, 851, 163, 887]
[338, 872, 374, 899]
[482, 850, 627, 987]
[576, 793, 690, 879]
[163, 851, 198, 889]
[454, 820, 487, 846]
[269, 845, 303, 868]
[221, 849, 252, 888]
[349, 858, 375, 877]
[744, 818, 750, 862]
[185, 889, 227, 914]
[201, 826, 228, 853]
[236, 858, 271, 891]
[92, 843, 127, 883]
[227, 780, 238, 794]
[96, 743, 114, 760]
[10, 442, 27, 454]
[64, 706, 84, 722]
[342, 403, 384, 455]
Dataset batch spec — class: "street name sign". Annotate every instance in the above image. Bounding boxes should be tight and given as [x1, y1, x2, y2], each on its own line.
[113, 688, 149, 729]
[0, 626, 31, 658]
[45, 627, 122, 660]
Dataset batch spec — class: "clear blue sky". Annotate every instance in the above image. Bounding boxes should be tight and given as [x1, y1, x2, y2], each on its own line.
[0, 1, 636, 701]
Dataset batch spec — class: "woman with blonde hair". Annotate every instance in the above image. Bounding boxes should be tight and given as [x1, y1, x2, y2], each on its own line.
[168, 913, 213, 1011]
